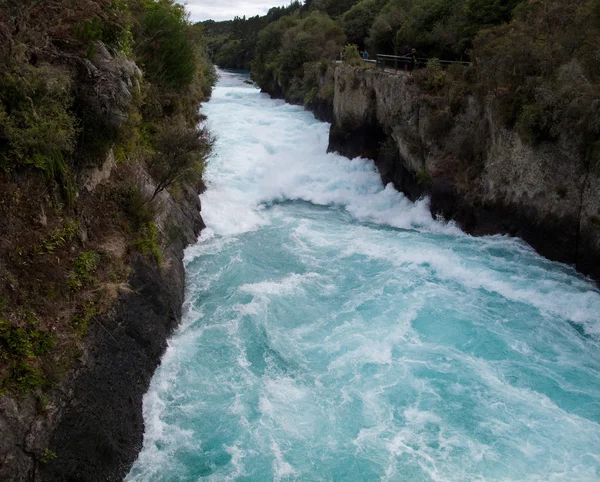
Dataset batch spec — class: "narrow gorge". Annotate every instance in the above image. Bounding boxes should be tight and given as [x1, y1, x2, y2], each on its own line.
[126, 71, 600, 482]
[2, 0, 600, 480]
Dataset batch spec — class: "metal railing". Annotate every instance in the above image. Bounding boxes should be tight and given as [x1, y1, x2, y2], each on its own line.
[375, 54, 471, 73]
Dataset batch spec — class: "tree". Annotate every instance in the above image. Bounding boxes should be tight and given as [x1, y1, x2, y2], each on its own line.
[343, 0, 383, 48]
[136, 0, 196, 90]
[146, 118, 213, 200]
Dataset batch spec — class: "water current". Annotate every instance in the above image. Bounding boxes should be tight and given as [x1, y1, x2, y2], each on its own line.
[127, 71, 600, 481]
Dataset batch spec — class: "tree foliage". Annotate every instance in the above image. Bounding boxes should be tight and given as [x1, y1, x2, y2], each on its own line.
[135, 0, 196, 90]
[147, 118, 213, 200]
[252, 12, 345, 99]
[473, 0, 600, 150]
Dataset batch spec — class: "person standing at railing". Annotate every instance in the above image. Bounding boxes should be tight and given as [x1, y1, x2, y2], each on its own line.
[363, 50, 369, 60]
[409, 48, 417, 75]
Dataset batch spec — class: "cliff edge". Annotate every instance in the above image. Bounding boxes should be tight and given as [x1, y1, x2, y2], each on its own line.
[319, 64, 600, 281]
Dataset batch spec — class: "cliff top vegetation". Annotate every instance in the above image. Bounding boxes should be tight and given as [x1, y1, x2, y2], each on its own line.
[204, 0, 600, 157]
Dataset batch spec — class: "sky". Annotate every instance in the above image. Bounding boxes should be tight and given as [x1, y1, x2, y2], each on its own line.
[177, 0, 291, 22]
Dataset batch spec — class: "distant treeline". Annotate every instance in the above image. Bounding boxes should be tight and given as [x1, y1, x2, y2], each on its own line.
[202, 0, 524, 69]
[201, 0, 600, 156]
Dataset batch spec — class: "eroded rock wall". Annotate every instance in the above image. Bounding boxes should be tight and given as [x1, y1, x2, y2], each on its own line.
[324, 64, 599, 280]
[0, 42, 206, 481]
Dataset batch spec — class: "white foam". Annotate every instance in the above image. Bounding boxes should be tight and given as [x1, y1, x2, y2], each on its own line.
[271, 439, 297, 481]
[240, 272, 320, 297]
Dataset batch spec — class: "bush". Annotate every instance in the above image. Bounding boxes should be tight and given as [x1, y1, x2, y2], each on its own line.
[136, 0, 196, 91]
[426, 59, 447, 89]
[68, 251, 100, 291]
[343, 44, 362, 66]
[133, 222, 163, 264]
[146, 117, 213, 200]
[0, 319, 54, 359]
[304, 87, 318, 105]
[0, 65, 77, 176]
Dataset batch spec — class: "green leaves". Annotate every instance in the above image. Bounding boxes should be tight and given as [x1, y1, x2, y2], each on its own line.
[137, 0, 196, 91]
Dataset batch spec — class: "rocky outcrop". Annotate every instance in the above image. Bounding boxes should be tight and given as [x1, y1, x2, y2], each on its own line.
[36, 173, 205, 482]
[321, 64, 600, 281]
[0, 159, 205, 482]
[0, 41, 206, 481]
[76, 41, 143, 130]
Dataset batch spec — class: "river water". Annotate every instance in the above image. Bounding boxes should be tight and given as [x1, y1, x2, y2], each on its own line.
[127, 71, 600, 481]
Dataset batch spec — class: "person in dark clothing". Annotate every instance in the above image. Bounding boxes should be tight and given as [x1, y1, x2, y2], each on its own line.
[409, 48, 417, 75]
[363, 50, 369, 60]
[403, 44, 410, 72]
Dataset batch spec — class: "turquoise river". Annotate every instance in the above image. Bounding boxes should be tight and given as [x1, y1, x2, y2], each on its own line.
[127, 71, 600, 481]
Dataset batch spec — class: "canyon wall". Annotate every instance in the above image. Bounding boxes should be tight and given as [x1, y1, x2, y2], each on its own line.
[311, 64, 599, 281]
[0, 152, 205, 482]
[0, 42, 207, 481]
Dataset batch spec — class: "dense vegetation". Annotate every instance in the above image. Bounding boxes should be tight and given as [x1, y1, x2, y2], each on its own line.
[204, 0, 600, 155]
[203, 2, 305, 70]
[203, 0, 527, 69]
[0, 0, 215, 395]
[201, 0, 529, 106]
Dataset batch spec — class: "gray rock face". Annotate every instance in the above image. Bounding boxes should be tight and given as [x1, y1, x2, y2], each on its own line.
[77, 41, 142, 130]
[323, 64, 600, 281]
[83, 148, 117, 192]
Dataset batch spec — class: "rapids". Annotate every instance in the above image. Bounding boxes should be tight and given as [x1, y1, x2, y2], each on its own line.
[127, 71, 600, 481]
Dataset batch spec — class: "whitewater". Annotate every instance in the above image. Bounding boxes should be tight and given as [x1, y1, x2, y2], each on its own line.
[127, 71, 600, 481]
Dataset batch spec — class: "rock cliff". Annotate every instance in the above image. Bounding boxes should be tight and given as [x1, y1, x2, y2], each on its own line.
[321, 64, 599, 281]
[0, 41, 206, 481]
[0, 152, 205, 482]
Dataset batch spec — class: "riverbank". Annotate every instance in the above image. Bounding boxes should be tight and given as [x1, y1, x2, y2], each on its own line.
[0, 1, 214, 478]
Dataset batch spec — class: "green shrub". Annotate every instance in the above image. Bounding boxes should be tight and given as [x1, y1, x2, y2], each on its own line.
[146, 117, 212, 201]
[7, 361, 45, 394]
[0, 65, 77, 183]
[417, 169, 433, 186]
[134, 222, 163, 264]
[37, 219, 80, 254]
[71, 302, 98, 334]
[343, 44, 362, 66]
[40, 449, 57, 464]
[516, 102, 556, 145]
[304, 87, 318, 105]
[68, 251, 100, 291]
[0, 318, 55, 360]
[426, 59, 447, 90]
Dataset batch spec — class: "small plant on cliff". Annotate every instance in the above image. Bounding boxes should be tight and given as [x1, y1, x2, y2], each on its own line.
[40, 448, 57, 464]
[426, 59, 447, 90]
[68, 251, 100, 291]
[134, 222, 163, 264]
[304, 87, 318, 106]
[417, 169, 433, 187]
